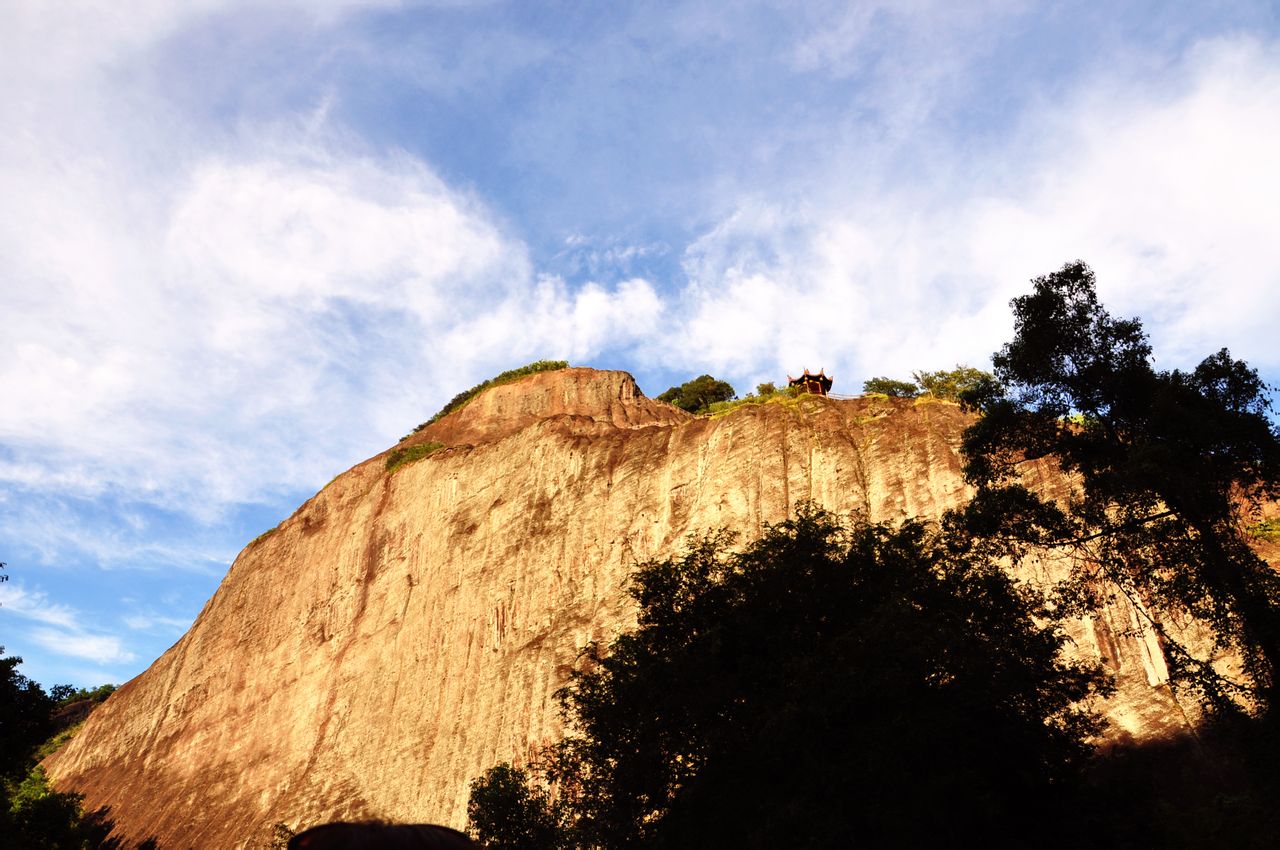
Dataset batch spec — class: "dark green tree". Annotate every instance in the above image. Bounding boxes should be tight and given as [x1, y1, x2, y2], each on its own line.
[913, 365, 994, 400]
[656, 375, 735, 413]
[468, 764, 568, 850]
[470, 507, 1108, 849]
[861, 376, 919, 397]
[955, 261, 1280, 712]
[0, 648, 141, 849]
[0, 650, 55, 783]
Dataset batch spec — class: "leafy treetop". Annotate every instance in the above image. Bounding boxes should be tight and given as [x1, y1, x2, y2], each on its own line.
[913, 365, 994, 400]
[861, 376, 919, 397]
[656, 375, 736, 414]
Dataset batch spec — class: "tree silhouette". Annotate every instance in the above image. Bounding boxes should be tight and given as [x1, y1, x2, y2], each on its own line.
[470, 507, 1109, 849]
[955, 260, 1280, 712]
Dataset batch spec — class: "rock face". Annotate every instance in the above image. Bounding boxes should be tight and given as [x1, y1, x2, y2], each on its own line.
[47, 368, 1206, 848]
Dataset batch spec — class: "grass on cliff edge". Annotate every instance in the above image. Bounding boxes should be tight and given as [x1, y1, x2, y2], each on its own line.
[703, 385, 805, 418]
[386, 441, 445, 473]
[409, 360, 570, 435]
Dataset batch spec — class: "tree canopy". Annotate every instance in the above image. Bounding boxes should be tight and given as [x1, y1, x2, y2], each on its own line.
[0, 649, 141, 848]
[955, 260, 1280, 712]
[655, 375, 735, 414]
[913, 365, 993, 400]
[469, 507, 1108, 849]
[860, 376, 918, 397]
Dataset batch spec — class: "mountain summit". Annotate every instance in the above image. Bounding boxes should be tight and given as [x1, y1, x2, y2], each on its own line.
[47, 367, 1200, 848]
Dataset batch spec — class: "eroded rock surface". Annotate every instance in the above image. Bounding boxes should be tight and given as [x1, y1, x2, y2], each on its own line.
[46, 368, 1220, 847]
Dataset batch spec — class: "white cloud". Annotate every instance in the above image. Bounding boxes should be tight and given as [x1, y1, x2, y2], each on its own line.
[663, 36, 1280, 392]
[964, 37, 1280, 369]
[0, 583, 135, 665]
[0, 2, 665, 523]
[0, 495, 232, 571]
[28, 628, 136, 666]
[1, 138, 662, 511]
[122, 611, 192, 632]
[0, 584, 80, 630]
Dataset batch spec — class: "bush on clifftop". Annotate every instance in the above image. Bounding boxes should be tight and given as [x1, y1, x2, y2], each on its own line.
[656, 375, 736, 414]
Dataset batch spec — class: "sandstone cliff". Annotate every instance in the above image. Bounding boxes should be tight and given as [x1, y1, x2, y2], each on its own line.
[46, 368, 1207, 848]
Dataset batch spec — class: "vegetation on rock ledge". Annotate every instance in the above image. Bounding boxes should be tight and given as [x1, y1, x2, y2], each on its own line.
[386, 441, 445, 474]
[655, 374, 736, 414]
[413, 361, 570, 433]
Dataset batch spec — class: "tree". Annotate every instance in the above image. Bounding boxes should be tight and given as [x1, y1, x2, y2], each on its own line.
[0, 649, 143, 848]
[48, 683, 116, 707]
[861, 376, 919, 397]
[912, 365, 994, 400]
[468, 764, 568, 850]
[656, 375, 735, 414]
[0, 650, 55, 783]
[470, 507, 1108, 849]
[955, 261, 1280, 712]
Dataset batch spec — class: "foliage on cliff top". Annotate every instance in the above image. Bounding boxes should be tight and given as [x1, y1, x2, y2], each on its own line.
[862, 367, 994, 401]
[386, 441, 445, 473]
[414, 360, 570, 432]
[704, 382, 804, 418]
[913, 365, 993, 400]
[656, 375, 736, 414]
[862, 376, 920, 397]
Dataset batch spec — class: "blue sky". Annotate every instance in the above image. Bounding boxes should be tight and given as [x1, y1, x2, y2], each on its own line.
[3, 1, 1279, 687]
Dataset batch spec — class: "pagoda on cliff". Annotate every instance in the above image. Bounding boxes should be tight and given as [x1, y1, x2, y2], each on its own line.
[788, 368, 833, 396]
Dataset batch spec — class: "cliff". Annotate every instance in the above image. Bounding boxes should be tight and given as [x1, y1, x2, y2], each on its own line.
[46, 368, 1207, 848]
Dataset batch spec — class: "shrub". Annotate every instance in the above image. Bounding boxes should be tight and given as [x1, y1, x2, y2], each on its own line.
[468, 763, 568, 850]
[1248, 519, 1280, 543]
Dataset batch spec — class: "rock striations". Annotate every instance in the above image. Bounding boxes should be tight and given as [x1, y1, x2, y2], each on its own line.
[47, 368, 1208, 848]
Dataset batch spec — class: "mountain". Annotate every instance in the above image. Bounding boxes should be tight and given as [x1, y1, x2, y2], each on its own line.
[45, 368, 1207, 848]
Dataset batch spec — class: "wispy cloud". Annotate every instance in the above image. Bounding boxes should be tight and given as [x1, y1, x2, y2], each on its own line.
[3, 0, 1279, 687]
[27, 628, 136, 666]
[0, 584, 80, 630]
[652, 36, 1280, 392]
[0, 6, 665, 520]
[122, 611, 194, 633]
[0, 584, 135, 665]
